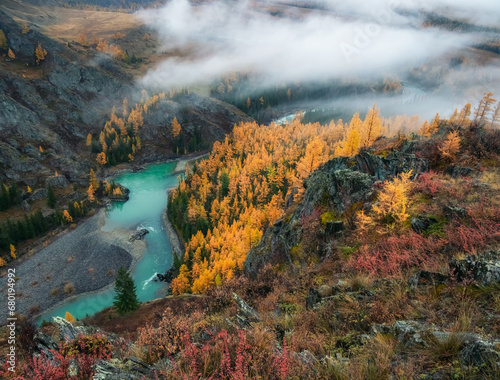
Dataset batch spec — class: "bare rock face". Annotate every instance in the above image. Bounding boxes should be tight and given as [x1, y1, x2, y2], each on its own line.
[450, 250, 500, 286]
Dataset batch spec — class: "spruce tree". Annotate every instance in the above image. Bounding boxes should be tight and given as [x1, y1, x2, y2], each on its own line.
[113, 267, 140, 315]
[0, 184, 10, 211]
[47, 184, 56, 208]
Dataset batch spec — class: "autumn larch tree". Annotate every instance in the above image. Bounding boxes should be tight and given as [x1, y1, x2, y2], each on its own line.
[474, 92, 496, 126]
[490, 102, 500, 128]
[65, 311, 75, 323]
[361, 106, 382, 147]
[113, 267, 140, 315]
[77, 33, 88, 46]
[87, 184, 96, 202]
[8, 48, 15, 59]
[335, 113, 362, 157]
[96, 152, 107, 166]
[296, 138, 325, 182]
[420, 113, 440, 137]
[439, 131, 461, 160]
[62, 210, 73, 224]
[35, 43, 47, 64]
[172, 117, 181, 138]
[0, 30, 7, 50]
[458, 103, 471, 126]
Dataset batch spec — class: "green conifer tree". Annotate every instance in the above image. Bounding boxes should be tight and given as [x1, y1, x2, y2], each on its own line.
[47, 184, 56, 208]
[113, 267, 140, 315]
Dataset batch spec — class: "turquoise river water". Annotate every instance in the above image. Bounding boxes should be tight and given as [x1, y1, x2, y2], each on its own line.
[38, 161, 180, 323]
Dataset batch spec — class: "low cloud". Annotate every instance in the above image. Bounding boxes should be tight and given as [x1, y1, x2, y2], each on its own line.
[138, 0, 499, 117]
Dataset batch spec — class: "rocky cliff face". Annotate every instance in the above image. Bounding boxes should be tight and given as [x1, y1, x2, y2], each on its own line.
[244, 152, 429, 277]
[138, 93, 254, 162]
[0, 9, 133, 187]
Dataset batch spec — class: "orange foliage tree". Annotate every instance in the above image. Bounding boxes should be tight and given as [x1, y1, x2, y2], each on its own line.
[35, 43, 47, 64]
[168, 118, 352, 294]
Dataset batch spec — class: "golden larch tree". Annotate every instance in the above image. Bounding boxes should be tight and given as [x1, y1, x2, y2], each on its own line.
[123, 98, 128, 117]
[87, 184, 96, 202]
[63, 210, 73, 223]
[96, 152, 107, 166]
[89, 169, 99, 189]
[335, 113, 362, 157]
[86, 133, 92, 147]
[172, 117, 181, 138]
[0, 30, 7, 50]
[128, 108, 143, 133]
[77, 33, 88, 46]
[458, 103, 471, 126]
[171, 264, 191, 295]
[474, 92, 496, 125]
[361, 106, 382, 147]
[10, 244, 16, 260]
[65, 311, 75, 323]
[8, 48, 15, 59]
[371, 171, 413, 225]
[296, 138, 326, 181]
[35, 43, 47, 64]
[439, 131, 461, 159]
[420, 113, 440, 137]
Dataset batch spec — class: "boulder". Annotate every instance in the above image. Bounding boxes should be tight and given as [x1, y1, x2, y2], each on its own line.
[306, 288, 321, 310]
[393, 320, 426, 346]
[52, 316, 87, 342]
[450, 250, 500, 286]
[46, 175, 69, 189]
[411, 216, 439, 234]
[232, 293, 260, 327]
[409, 270, 448, 290]
[22, 200, 30, 212]
[445, 165, 475, 178]
[155, 268, 177, 283]
[460, 340, 500, 367]
[27, 188, 47, 203]
[129, 229, 149, 242]
[443, 205, 467, 219]
[92, 358, 148, 380]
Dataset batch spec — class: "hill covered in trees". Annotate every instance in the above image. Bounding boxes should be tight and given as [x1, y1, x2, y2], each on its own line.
[3, 95, 500, 379]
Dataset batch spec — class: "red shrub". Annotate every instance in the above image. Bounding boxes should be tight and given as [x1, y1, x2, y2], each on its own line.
[162, 329, 299, 380]
[24, 350, 70, 380]
[414, 171, 442, 197]
[349, 231, 445, 276]
[446, 199, 500, 253]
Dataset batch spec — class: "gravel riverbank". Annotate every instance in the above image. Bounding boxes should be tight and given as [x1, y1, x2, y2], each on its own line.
[0, 209, 145, 324]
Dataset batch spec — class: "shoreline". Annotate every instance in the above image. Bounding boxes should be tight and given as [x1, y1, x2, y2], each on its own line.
[162, 188, 184, 263]
[172, 152, 209, 174]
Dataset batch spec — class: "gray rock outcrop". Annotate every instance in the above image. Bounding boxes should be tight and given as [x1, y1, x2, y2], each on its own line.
[450, 250, 500, 286]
